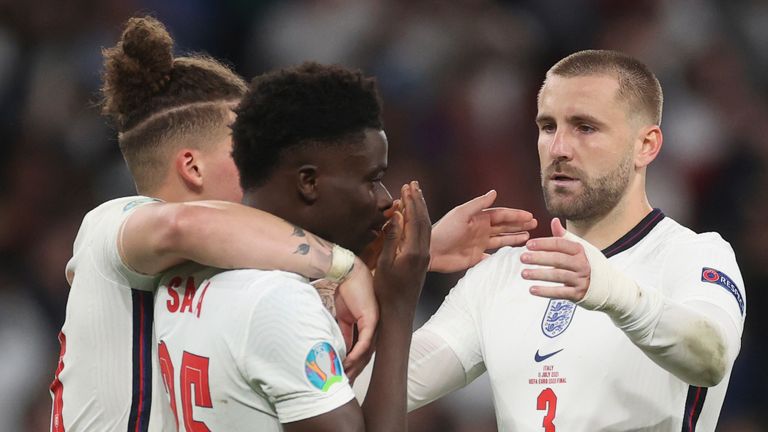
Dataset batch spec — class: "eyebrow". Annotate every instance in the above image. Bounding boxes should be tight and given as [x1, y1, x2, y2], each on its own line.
[535, 113, 607, 128]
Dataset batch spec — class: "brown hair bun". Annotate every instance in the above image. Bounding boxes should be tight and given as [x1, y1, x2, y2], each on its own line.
[101, 16, 175, 131]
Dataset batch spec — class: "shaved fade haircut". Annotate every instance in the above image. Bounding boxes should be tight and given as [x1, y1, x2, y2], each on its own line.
[542, 50, 663, 126]
[101, 16, 246, 192]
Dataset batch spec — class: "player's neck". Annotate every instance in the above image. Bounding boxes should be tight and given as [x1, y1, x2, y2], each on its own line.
[142, 182, 198, 203]
[566, 186, 653, 250]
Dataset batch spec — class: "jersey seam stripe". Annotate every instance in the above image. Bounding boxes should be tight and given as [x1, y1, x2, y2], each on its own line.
[49, 331, 67, 432]
[681, 385, 707, 432]
[127, 290, 153, 432]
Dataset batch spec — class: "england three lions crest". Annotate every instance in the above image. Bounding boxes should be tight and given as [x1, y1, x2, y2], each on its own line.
[541, 299, 577, 338]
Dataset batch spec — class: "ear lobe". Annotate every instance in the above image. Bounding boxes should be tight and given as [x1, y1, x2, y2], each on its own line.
[636, 126, 662, 169]
[297, 164, 319, 204]
[175, 149, 204, 191]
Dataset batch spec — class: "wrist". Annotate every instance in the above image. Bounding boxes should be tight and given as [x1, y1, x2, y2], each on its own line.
[325, 244, 356, 283]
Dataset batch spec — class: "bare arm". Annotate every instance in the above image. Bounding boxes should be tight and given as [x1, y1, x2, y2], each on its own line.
[119, 200, 333, 277]
[120, 200, 378, 370]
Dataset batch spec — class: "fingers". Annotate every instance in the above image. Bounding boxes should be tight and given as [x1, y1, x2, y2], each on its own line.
[487, 232, 531, 249]
[383, 199, 402, 219]
[526, 236, 583, 255]
[550, 217, 567, 237]
[485, 207, 535, 226]
[401, 181, 431, 254]
[377, 211, 403, 269]
[522, 267, 580, 286]
[456, 189, 498, 215]
[520, 250, 584, 272]
[528, 285, 580, 302]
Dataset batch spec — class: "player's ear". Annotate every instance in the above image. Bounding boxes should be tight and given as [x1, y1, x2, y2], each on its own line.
[175, 148, 204, 192]
[635, 125, 662, 169]
[297, 164, 319, 204]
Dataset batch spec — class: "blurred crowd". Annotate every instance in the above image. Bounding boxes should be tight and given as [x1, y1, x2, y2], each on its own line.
[0, 0, 766, 430]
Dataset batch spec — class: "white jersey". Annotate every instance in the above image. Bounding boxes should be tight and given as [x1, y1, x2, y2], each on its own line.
[153, 264, 355, 431]
[51, 196, 175, 431]
[422, 210, 745, 431]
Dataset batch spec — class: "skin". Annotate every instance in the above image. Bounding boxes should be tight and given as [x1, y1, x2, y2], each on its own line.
[244, 128, 431, 432]
[523, 73, 662, 301]
[244, 129, 392, 255]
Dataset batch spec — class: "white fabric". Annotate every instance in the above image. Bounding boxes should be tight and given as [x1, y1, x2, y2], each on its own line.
[418, 215, 745, 431]
[570, 230, 735, 387]
[154, 265, 355, 431]
[53, 196, 174, 431]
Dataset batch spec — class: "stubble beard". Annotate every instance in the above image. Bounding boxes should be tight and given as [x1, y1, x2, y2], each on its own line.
[541, 152, 634, 223]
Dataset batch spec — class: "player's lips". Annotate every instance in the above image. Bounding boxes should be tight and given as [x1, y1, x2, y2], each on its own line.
[549, 173, 580, 187]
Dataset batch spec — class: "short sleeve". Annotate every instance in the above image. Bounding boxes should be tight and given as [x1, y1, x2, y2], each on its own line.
[661, 234, 746, 330]
[67, 197, 162, 292]
[102, 197, 163, 291]
[240, 278, 355, 423]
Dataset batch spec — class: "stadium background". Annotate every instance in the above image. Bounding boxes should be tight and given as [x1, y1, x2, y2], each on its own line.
[0, 0, 766, 430]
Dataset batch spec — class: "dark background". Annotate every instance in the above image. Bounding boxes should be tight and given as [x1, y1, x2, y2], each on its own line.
[0, 0, 765, 430]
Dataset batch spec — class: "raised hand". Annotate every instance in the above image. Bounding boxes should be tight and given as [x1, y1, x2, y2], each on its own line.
[430, 190, 537, 273]
[520, 218, 591, 302]
[374, 182, 431, 313]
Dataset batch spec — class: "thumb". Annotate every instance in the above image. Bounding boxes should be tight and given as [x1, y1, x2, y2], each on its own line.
[377, 211, 403, 268]
[551, 217, 567, 237]
[458, 190, 497, 215]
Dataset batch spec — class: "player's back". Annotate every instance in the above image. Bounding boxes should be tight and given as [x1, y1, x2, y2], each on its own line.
[51, 196, 174, 432]
[154, 264, 352, 431]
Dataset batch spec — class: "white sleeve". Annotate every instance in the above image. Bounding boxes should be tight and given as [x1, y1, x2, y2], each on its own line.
[420, 257, 492, 377]
[69, 197, 162, 291]
[574, 232, 744, 387]
[351, 329, 469, 412]
[406, 329, 478, 412]
[240, 280, 355, 423]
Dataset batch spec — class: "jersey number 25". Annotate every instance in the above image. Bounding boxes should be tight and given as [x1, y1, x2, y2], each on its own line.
[158, 341, 213, 432]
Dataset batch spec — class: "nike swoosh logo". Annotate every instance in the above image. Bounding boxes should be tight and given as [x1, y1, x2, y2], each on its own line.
[534, 348, 564, 362]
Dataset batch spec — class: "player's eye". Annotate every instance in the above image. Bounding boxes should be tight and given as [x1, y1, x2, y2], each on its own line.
[577, 124, 596, 133]
[539, 123, 556, 133]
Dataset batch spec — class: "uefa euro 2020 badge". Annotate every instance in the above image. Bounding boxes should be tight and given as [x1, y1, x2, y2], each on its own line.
[541, 299, 577, 338]
[305, 342, 344, 392]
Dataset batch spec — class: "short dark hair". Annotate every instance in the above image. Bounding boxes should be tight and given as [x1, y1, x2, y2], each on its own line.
[544, 50, 663, 125]
[232, 62, 383, 190]
[101, 16, 247, 191]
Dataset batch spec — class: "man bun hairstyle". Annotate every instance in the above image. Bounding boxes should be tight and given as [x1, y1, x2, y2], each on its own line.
[546, 50, 663, 126]
[101, 16, 247, 192]
[232, 62, 383, 191]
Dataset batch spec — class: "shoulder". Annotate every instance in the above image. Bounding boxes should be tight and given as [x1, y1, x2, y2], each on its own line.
[654, 217, 735, 257]
[471, 245, 527, 282]
[211, 269, 320, 311]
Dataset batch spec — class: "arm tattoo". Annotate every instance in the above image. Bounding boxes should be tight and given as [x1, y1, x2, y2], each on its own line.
[291, 225, 306, 237]
[293, 243, 310, 255]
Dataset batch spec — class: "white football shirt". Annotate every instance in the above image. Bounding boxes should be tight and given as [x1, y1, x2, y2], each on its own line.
[51, 196, 175, 432]
[153, 264, 355, 431]
[421, 210, 745, 431]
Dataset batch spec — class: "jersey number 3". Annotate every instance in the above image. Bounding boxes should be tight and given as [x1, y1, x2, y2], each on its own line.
[537, 388, 557, 432]
[158, 341, 213, 432]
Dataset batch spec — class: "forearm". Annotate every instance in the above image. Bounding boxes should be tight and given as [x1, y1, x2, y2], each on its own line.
[361, 308, 414, 432]
[578, 241, 732, 387]
[124, 201, 334, 277]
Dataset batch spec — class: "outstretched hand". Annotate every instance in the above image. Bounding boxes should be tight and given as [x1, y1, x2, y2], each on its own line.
[430, 190, 537, 273]
[520, 218, 592, 302]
